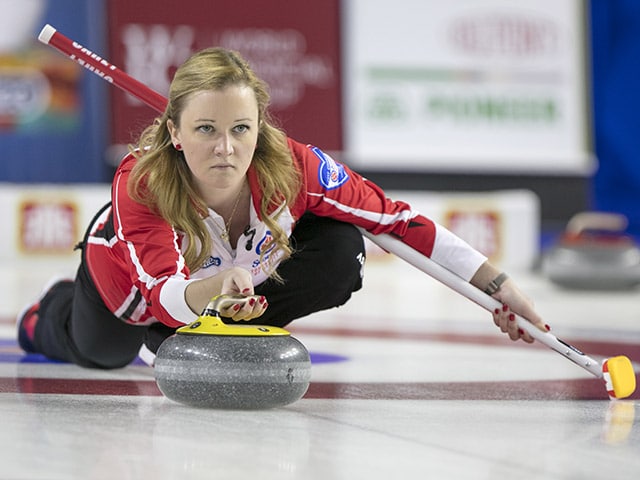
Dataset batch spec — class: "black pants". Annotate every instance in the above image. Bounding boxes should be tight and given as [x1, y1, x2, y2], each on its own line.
[33, 213, 365, 369]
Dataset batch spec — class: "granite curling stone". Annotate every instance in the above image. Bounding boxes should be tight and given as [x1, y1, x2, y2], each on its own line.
[154, 295, 311, 409]
[542, 212, 640, 290]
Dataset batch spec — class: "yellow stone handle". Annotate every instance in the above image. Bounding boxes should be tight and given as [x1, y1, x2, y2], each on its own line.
[176, 294, 290, 337]
[201, 294, 252, 318]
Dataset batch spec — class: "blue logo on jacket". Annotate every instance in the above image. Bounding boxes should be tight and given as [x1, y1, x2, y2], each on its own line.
[203, 256, 222, 269]
[312, 146, 349, 190]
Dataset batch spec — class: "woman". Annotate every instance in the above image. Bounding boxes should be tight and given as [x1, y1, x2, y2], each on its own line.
[17, 47, 548, 369]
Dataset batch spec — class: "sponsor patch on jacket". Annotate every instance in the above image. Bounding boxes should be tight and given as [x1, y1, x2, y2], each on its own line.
[255, 231, 276, 257]
[202, 256, 222, 269]
[312, 146, 349, 190]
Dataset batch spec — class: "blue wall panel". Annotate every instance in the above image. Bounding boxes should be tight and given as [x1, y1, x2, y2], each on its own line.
[590, 0, 640, 233]
[0, 0, 108, 183]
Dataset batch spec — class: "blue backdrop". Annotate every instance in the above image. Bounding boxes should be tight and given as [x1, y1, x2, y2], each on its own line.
[0, 0, 108, 183]
[590, 0, 640, 234]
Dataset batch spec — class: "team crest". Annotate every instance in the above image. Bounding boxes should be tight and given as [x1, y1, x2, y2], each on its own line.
[255, 231, 276, 257]
[311, 146, 349, 190]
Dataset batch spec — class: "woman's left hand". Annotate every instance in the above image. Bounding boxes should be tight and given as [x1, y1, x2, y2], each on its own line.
[490, 279, 549, 343]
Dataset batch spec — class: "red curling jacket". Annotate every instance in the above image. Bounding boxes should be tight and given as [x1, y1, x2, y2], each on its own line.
[85, 138, 486, 328]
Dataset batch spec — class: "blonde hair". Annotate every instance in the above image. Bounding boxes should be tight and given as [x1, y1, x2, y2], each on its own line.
[128, 48, 300, 275]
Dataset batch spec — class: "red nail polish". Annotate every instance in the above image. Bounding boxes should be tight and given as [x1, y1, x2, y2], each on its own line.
[545, 324, 551, 331]
[508, 313, 515, 321]
[502, 304, 509, 312]
[518, 328, 524, 335]
[494, 308, 500, 315]
[259, 296, 266, 303]
[242, 288, 251, 294]
[249, 298, 256, 307]
[233, 304, 241, 311]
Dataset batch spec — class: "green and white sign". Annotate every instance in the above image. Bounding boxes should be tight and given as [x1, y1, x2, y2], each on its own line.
[344, 0, 592, 174]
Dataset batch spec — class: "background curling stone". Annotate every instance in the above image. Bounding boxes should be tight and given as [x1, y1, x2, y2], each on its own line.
[154, 295, 311, 409]
[542, 212, 640, 290]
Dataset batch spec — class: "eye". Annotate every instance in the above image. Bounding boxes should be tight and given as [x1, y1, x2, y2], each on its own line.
[197, 124, 214, 134]
[233, 124, 249, 134]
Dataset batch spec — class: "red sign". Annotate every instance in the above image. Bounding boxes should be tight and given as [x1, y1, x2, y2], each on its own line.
[445, 210, 502, 261]
[19, 200, 78, 254]
[107, 0, 342, 152]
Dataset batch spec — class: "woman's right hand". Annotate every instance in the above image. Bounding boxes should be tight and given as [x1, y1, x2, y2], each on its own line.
[185, 267, 268, 320]
[218, 293, 268, 321]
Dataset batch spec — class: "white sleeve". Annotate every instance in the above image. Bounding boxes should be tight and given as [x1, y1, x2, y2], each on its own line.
[430, 223, 487, 281]
[158, 277, 200, 325]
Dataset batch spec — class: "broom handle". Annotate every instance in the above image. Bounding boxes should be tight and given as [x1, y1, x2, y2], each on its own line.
[359, 228, 604, 379]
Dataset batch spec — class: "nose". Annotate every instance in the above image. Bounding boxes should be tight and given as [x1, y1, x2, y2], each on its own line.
[214, 133, 233, 157]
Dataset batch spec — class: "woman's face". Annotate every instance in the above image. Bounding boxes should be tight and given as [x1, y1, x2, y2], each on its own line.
[168, 85, 259, 194]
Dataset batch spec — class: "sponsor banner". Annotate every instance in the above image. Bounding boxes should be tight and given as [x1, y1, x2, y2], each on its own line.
[19, 199, 79, 254]
[344, 0, 592, 174]
[0, 184, 111, 261]
[106, 0, 342, 155]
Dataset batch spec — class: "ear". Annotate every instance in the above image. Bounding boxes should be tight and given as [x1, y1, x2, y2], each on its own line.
[167, 118, 181, 145]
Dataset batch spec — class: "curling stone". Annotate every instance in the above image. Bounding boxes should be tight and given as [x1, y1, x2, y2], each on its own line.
[542, 212, 640, 290]
[154, 295, 311, 409]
